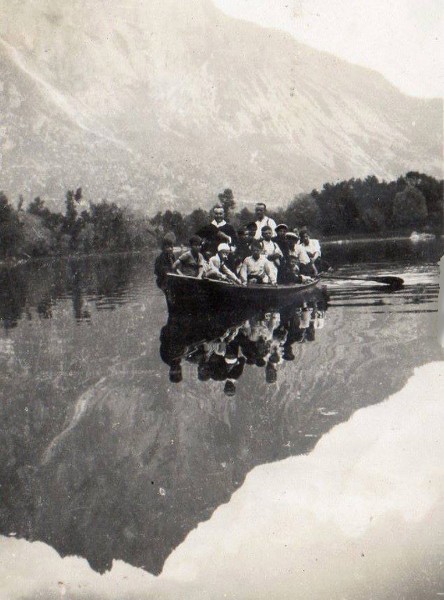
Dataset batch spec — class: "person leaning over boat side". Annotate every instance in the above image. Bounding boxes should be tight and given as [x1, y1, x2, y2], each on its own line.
[206, 243, 242, 284]
[173, 235, 206, 278]
[285, 231, 317, 277]
[196, 204, 238, 255]
[253, 202, 277, 239]
[154, 237, 175, 289]
[239, 240, 277, 285]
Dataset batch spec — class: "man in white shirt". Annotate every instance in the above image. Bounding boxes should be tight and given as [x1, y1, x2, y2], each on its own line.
[300, 227, 321, 262]
[285, 231, 317, 276]
[260, 225, 283, 282]
[299, 227, 322, 275]
[253, 203, 277, 239]
[240, 240, 277, 285]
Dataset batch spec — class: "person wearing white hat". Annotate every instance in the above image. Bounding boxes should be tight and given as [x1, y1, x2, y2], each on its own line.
[285, 231, 316, 276]
[206, 243, 242, 284]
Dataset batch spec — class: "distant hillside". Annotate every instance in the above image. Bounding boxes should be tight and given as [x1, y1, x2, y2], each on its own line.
[0, 0, 442, 213]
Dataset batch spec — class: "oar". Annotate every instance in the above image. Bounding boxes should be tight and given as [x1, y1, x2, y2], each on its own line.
[321, 273, 404, 288]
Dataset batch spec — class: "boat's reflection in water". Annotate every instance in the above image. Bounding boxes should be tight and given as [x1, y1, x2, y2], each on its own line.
[160, 288, 329, 394]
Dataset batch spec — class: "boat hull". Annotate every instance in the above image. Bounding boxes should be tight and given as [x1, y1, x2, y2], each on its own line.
[165, 273, 321, 312]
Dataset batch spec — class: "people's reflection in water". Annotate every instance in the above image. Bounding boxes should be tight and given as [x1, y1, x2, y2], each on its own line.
[159, 293, 328, 392]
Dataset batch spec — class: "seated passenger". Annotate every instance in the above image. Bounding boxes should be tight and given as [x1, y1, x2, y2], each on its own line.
[272, 223, 290, 257]
[173, 235, 206, 278]
[206, 243, 242, 284]
[299, 227, 321, 273]
[154, 238, 175, 289]
[245, 222, 258, 240]
[300, 227, 321, 259]
[260, 225, 283, 265]
[260, 225, 283, 282]
[236, 227, 252, 263]
[239, 240, 277, 285]
[278, 255, 315, 284]
[285, 231, 316, 277]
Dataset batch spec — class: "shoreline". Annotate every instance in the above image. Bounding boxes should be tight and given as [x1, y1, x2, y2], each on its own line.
[1, 234, 441, 268]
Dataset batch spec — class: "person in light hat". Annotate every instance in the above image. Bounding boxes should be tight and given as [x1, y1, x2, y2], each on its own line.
[285, 231, 316, 276]
[206, 243, 242, 284]
[272, 223, 290, 257]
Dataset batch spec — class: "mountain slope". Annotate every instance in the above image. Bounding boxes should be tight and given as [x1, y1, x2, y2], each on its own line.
[0, 0, 442, 212]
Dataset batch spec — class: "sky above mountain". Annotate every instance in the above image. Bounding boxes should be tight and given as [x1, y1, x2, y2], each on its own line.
[214, 0, 443, 98]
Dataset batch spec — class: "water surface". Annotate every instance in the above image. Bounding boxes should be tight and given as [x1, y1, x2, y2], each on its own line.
[0, 239, 442, 598]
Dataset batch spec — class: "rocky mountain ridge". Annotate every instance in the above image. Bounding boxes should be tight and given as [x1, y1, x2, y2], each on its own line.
[0, 0, 441, 213]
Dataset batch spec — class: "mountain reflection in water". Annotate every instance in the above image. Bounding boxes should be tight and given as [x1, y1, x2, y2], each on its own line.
[0, 241, 442, 580]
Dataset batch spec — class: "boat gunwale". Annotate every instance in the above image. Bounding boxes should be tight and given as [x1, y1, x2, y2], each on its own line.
[166, 272, 320, 292]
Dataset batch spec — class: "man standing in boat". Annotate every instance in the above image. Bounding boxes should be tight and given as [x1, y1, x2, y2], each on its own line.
[253, 203, 277, 239]
[196, 204, 238, 256]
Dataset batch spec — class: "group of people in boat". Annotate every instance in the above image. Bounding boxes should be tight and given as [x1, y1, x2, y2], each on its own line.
[154, 202, 324, 289]
[160, 298, 327, 394]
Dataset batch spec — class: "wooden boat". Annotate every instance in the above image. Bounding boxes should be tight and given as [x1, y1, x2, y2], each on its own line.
[164, 273, 321, 312]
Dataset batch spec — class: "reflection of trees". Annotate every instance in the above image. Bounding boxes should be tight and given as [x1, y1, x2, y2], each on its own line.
[0, 269, 28, 329]
[0, 256, 135, 328]
[67, 256, 133, 319]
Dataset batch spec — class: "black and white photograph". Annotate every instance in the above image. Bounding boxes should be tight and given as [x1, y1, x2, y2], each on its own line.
[0, 1, 443, 598]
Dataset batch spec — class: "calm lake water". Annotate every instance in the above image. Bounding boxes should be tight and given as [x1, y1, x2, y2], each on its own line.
[0, 238, 442, 599]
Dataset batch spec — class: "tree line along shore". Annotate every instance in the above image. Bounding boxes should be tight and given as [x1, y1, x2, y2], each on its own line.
[0, 172, 442, 261]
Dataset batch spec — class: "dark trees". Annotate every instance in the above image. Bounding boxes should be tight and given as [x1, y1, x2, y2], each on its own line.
[218, 188, 235, 218]
[0, 192, 23, 258]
